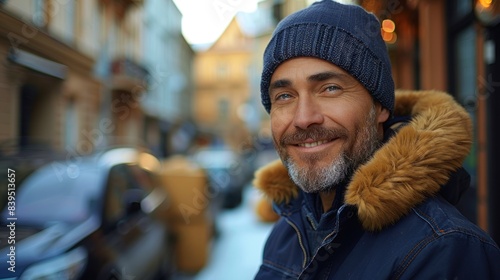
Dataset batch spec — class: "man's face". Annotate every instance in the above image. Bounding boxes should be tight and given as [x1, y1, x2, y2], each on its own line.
[269, 57, 389, 193]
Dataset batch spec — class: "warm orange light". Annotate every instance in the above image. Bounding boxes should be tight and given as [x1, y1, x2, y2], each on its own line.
[479, 0, 493, 8]
[382, 19, 396, 33]
[381, 29, 397, 44]
[388, 32, 397, 44]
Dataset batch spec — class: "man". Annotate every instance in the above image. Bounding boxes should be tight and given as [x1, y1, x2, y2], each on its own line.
[253, 0, 500, 279]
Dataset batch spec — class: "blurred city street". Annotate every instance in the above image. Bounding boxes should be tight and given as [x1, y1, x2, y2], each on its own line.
[179, 186, 274, 280]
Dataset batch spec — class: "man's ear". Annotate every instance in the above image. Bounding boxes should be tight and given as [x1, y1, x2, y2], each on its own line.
[377, 105, 390, 124]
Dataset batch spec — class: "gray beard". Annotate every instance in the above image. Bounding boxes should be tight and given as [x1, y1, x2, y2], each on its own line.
[285, 153, 350, 193]
[284, 106, 381, 193]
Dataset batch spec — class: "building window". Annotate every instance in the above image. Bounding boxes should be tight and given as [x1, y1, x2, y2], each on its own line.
[218, 98, 229, 122]
[454, 25, 477, 107]
[449, 0, 473, 22]
[64, 0, 77, 43]
[216, 62, 228, 79]
[33, 0, 47, 27]
[272, 0, 284, 24]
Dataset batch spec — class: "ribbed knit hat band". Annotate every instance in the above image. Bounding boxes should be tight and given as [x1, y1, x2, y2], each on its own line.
[261, 0, 395, 115]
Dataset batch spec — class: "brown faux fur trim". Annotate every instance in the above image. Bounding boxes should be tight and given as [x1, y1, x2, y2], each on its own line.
[253, 159, 298, 204]
[253, 90, 472, 231]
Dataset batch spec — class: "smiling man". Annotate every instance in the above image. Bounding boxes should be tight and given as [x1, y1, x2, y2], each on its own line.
[253, 1, 500, 279]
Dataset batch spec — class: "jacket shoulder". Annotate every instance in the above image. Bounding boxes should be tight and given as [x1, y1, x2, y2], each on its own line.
[391, 196, 500, 279]
[412, 195, 496, 243]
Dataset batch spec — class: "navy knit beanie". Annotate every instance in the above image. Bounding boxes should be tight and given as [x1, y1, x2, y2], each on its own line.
[261, 0, 394, 115]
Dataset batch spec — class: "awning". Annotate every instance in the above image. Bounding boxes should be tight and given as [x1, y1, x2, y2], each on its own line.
[8, 48, 68, 79]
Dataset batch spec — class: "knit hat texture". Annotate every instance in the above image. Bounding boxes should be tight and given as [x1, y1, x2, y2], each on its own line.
[261, 0, 395, 115]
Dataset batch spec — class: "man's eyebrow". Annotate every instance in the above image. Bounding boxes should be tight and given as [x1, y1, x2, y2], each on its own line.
[269, 79, 292, 91]
[308, 71, 349, 82]
[269, 71, 349, 91]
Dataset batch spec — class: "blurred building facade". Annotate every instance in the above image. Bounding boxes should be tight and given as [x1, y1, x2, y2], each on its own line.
[0, 0, 194, 163]
[193, 18, 254, 149]
[0, 1, 102, 160]
[142, 0, 195, 157]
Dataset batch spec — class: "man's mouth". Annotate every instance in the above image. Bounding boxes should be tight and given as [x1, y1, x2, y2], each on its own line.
[297, 139, 330, 148]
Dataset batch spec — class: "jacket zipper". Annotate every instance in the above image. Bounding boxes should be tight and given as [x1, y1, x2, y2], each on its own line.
[308, 205, 349, 268]
[320, 204, 348, 246]
[285, 218, 308, 268]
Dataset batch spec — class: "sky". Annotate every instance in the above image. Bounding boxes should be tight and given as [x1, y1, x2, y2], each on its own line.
[172, 0, 356, 48]
[172, 0, 261, 47]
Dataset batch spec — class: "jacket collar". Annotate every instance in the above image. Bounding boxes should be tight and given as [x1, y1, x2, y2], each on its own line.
[253, 90, 473, 231]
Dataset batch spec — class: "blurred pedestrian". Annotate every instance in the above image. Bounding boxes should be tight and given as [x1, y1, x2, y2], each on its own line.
[253, 0, 500, 279]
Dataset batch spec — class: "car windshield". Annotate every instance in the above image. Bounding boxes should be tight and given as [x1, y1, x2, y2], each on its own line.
[2, 163, 102, 226]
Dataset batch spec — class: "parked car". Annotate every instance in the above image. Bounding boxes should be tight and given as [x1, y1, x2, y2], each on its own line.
[0, 148, 172, 279]
[191, 147, 252, 209]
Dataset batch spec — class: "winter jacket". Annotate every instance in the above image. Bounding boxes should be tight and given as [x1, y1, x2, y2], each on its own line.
[253, 90, 500, 279]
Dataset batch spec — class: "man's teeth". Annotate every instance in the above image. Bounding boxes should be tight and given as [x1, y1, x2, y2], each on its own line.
[298, 140, 328, 148]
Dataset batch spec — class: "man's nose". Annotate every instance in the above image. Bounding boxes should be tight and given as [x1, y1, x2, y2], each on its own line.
[292, 96, 324, 130]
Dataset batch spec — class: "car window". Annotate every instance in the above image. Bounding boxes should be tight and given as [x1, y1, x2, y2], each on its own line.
[103, 163, 160, 226]
[104, 164, 132, 224]
[2, 164, 101, 226]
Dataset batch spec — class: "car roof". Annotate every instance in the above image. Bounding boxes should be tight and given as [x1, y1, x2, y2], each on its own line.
[94, 148, 161, 172]
[20, 148, 161, 189]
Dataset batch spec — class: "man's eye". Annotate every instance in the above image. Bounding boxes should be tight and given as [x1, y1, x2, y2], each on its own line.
[275, 93, 292, 101]
[325, 85, 341, 92]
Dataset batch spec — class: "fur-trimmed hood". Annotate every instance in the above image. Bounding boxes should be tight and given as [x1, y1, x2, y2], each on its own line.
[253, 90, 472, 231]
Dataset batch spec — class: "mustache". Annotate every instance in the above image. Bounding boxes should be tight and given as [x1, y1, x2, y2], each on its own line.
[279, 126, 348, 146]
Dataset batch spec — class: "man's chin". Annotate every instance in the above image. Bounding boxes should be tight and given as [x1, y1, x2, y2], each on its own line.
[284, 157, 350, 193]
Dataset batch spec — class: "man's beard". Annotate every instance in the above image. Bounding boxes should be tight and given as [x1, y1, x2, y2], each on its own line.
[275, 105, 382, 193]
